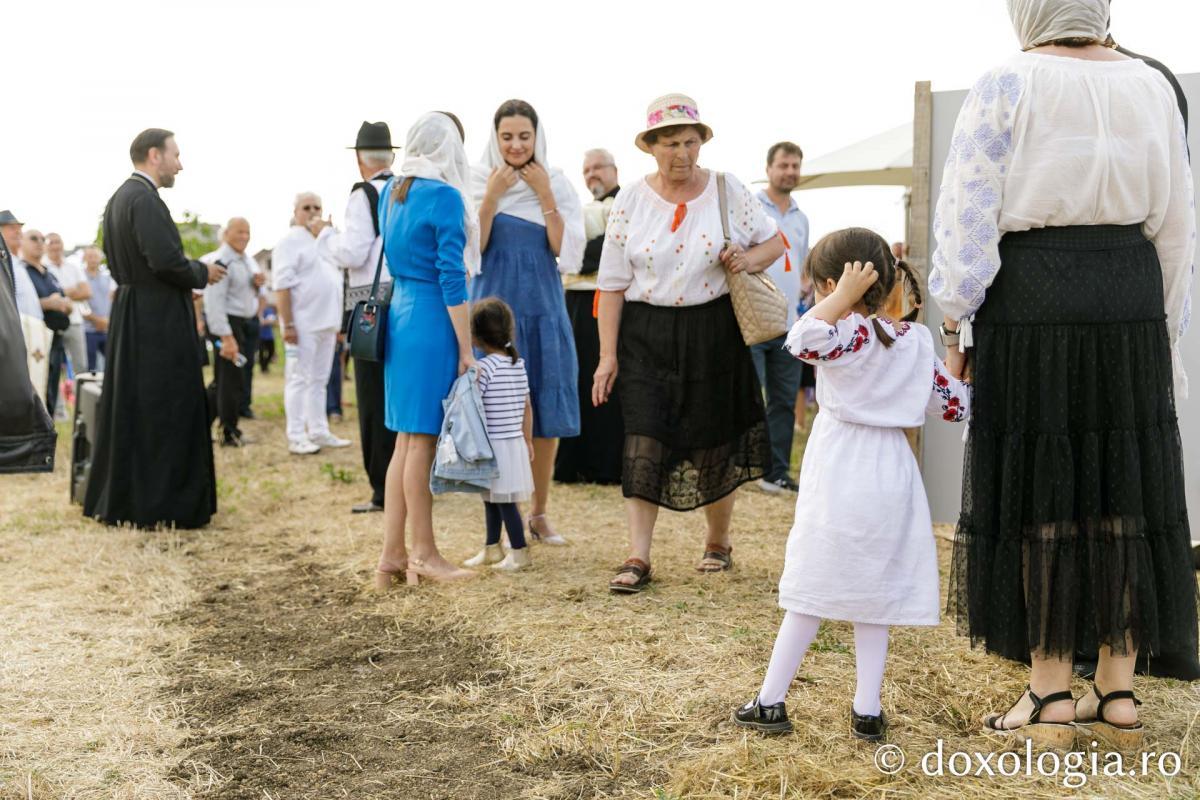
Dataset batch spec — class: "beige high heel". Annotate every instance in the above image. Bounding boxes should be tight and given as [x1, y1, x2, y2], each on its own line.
[404, 557, 477, 585]
[373, 561, 408, 592]
[528, 514, 568, 546]
[464, 543, 505, 567]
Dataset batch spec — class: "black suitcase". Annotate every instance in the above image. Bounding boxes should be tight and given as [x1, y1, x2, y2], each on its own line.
[70, 372, 103, 505]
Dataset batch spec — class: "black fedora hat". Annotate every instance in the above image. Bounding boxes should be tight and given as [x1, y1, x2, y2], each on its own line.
[348, 121, 398, 151]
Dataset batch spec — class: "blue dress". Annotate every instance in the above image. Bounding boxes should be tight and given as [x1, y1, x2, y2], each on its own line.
[379, 178, 469, 434]
[471, 214, 580, 439]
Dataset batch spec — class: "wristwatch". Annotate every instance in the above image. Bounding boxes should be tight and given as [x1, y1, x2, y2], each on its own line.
[938, 322, 960, 347]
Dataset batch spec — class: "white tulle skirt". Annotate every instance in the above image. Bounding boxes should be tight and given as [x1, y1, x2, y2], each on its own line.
[485, 437, 534, 503]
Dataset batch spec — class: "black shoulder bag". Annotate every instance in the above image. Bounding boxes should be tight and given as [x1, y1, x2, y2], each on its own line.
[347, 188, 389, 362]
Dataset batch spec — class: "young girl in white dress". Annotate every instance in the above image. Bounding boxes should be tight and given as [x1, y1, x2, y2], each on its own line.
[462, 298, 536, 572]
[733, 227, 971, 740]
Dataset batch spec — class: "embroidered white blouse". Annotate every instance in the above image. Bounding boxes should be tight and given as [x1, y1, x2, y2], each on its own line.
[597, 171, 778, 307]
[929, 51, 1195, 395]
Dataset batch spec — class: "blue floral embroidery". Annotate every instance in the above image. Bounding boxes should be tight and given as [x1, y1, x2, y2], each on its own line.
[929, 68, 1024, 316]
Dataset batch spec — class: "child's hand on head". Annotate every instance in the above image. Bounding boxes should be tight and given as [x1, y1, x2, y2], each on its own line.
[835, 261, 879, 303]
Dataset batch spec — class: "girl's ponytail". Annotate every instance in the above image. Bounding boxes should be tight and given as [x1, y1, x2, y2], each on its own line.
[895, 259, 923, 323]
[504, 341, 518, 365]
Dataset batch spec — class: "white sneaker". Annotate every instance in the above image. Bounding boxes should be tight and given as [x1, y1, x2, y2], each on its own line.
[310, 432, 351, 448]
[288, 438, 321, 455]
[756, 478, 783, 494]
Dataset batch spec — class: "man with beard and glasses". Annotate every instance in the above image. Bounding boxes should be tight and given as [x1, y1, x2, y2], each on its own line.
[753, 141, 810, 494]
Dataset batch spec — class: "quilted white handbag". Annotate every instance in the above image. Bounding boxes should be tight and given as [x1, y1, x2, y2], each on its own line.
[717, 172, 789, 346]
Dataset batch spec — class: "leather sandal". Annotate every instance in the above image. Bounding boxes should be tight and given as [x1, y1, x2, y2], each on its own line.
[696, 543, 733, 573]
[1074, 685, 1144, 753]
[609, 558, 651, 594]
[982, 685, 1076, 750]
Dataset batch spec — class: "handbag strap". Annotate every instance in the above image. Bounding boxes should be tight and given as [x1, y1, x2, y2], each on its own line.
[716, 171, 731, 250]
[367, 180, 391, 302]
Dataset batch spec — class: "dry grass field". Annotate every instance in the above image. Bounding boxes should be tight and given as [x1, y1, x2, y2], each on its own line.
[1, 366, 1198, 799]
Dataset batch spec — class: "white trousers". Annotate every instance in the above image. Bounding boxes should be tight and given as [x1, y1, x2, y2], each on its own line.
[284, 328, 336, 443]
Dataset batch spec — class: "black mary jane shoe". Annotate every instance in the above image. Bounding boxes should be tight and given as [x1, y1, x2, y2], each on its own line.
[851, 705, 888, 741]
[731, 697, 794, 735]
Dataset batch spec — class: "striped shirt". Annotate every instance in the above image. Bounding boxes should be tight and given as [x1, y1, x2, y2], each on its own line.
[477, 354, 529, 440]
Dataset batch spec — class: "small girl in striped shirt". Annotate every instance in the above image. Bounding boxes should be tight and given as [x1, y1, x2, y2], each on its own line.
[463, 298, 535, 572]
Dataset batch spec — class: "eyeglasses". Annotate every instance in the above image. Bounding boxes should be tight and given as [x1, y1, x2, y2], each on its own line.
[27, 235, 43, 242]
[301, 204, 322, 211]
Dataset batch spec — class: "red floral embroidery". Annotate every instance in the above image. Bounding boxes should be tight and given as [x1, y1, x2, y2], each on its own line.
[795, 324, 870, 362]
[932, 361, 968, 422]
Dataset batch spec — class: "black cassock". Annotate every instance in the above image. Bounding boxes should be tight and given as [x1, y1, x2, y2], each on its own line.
[83, 174, 215, 528]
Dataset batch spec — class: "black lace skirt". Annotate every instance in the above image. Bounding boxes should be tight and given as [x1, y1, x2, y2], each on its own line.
[617, 295, 768, 510]
[949, 224, 1198, 664]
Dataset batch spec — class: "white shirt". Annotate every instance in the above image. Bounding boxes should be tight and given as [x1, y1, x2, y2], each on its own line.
[201, 244, 260, 336]
[271, 225, 342, 333]
[317, 173, 391, 290]
[598, 171, 778, 307]
[13, 258, 43, 319]
[929, 52, 1195, 392]
[45, 258, 86, 325]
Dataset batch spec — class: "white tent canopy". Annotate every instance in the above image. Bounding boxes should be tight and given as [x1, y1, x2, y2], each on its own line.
[795, 123, 913, 190]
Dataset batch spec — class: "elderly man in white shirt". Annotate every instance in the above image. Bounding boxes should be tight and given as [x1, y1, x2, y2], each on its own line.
[274, 192, 349, 455]
[43, 232, 90, 377]
[315, 121, 398, 512]
[201, 217, 263, 447]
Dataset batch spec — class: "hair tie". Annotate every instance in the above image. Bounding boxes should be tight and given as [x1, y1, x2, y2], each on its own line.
[867, 313, 878, 320]
[505, 341, 513, 347]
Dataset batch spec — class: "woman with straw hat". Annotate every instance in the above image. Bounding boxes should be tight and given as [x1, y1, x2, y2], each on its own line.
[594, 93, 785, 593]
[932, 0, 1196, 751]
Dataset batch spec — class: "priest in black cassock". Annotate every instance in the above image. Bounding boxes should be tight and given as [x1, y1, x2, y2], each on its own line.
[83, 129, 226, 529]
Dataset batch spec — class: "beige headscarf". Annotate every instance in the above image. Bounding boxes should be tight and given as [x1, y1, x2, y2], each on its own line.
[1007, 0, 1109, 50]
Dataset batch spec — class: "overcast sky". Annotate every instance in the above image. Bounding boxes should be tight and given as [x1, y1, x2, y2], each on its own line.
[8, 0, 1198, 255]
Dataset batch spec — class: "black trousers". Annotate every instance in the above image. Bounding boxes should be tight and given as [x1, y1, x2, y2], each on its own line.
[45, 333, 64, 415]
[206, 315, 253, 439]
[354, 356, 396, 506]
[239, 315, 261, 415]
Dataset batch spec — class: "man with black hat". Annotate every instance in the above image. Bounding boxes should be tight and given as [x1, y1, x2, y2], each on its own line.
[315, 121, 398, 513]
[83, 128, 227, 530]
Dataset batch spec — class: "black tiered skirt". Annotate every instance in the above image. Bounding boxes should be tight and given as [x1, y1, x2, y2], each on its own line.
[618, 295, 768, 511]
[949, 225, 1198, 667]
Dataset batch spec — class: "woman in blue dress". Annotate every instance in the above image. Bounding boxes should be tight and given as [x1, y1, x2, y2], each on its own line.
[375, 111, 480, 588]
[471, 99, 586, 545]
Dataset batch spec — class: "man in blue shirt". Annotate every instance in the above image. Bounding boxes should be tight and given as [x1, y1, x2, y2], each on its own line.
[754, 141, 810, 493]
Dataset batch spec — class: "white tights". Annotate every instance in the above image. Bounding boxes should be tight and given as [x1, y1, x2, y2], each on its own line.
[757, 611, 890, 717]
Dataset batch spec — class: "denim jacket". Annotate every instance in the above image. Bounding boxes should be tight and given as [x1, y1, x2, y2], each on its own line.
[430, 365, 498, 495]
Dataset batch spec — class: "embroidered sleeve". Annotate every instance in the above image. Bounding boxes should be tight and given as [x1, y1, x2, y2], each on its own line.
[927, 358, 971, 422]
[929, 67, 1024, 323]
[596, 188, 633, 292]
[784, 313, 872, 366]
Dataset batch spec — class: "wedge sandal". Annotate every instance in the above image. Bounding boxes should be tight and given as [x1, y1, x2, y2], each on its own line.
[1074, 685, 1144, 753]
[982, 685, 1076, 751]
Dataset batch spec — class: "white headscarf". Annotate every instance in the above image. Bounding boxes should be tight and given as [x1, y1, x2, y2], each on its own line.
[470, 112, 585, 274]
[1007, 0, 1109, 50]
[396, 112, 480, 276]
